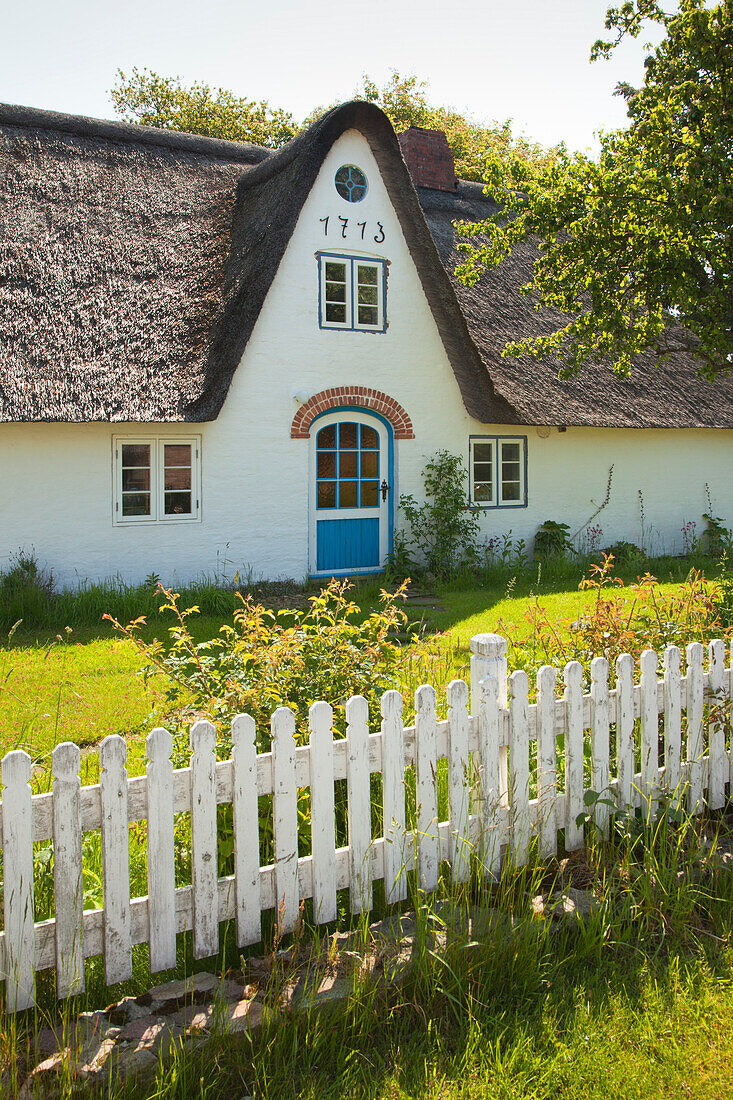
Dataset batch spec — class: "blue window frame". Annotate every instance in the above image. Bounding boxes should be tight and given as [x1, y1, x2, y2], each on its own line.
[469, 436, 528, 508]
[334, 165, 368, 202]
[317, 253, 387, 332]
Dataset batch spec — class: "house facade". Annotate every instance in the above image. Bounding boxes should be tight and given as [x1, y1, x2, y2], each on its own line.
[2, 101, 732, 587]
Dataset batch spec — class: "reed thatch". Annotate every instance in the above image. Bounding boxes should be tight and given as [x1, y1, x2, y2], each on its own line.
[1, 100, 731, 427]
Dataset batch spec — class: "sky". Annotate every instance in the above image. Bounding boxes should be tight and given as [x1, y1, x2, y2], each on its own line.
[1, 0, 665, 153]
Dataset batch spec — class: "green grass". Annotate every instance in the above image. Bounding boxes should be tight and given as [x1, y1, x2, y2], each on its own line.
[7, 815, 733, 1099]
[0, 635, 161, 774]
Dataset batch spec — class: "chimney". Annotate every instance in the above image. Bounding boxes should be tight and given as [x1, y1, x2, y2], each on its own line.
[398, 126, 456, 192]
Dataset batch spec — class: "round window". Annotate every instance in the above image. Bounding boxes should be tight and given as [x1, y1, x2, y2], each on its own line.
[334, 165, 367, 203]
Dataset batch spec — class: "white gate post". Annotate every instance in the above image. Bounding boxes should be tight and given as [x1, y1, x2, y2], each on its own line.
[470, 634, 508, 717]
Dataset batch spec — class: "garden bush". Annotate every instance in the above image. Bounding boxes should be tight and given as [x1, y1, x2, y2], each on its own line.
[399, 450, 480, 578]
[107, 577, 410, 753]
[499, 553, 730, 686]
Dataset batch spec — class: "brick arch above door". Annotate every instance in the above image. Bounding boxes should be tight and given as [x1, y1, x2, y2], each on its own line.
[291, 387, 415, 439]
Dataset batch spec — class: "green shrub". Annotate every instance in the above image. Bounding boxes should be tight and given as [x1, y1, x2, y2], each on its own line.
[399, 450, 480, 579]
[501, 554, 728, 685]
[533, 520, 571, 560]
[0, 550, 56, 631]
[703, 512, 733, 556]
[601, 540, 646, 568]
[107, 577, 409, 752]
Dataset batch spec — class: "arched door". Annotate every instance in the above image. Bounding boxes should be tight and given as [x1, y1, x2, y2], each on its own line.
[309, 410, 392, 575]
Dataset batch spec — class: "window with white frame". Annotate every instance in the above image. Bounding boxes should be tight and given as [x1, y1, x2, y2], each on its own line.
[318, 253, 386, 332]
[113, 437, 201, 523]
[470, 436, 527, 507]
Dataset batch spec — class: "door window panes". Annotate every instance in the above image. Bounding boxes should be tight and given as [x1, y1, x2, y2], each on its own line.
[316, 421, 381, 509]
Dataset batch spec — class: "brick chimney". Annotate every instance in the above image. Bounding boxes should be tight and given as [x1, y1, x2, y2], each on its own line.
[398, 127, 456, 192]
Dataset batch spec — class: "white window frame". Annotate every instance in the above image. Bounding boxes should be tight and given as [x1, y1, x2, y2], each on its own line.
[469, 436, 527, 508]
[113, 436, 202, 525]
[317, 253, 386, 332]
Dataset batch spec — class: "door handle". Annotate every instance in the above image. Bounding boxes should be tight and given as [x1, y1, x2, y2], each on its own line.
[380, 480, 391, 501]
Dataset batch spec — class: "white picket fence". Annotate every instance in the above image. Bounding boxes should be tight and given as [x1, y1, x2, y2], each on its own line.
[0, 633, 730, 1013]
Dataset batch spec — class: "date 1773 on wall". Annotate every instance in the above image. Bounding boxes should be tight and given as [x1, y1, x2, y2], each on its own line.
[319, 217, 386, 243]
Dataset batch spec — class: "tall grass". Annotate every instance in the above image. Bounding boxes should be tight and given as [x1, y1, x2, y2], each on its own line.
[5, 800, 732, 1099]
[0, 553, 322, 636]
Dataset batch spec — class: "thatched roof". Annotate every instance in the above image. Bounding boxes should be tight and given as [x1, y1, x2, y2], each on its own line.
[420, 183, 733, 428]
[1, 99, 731, 427]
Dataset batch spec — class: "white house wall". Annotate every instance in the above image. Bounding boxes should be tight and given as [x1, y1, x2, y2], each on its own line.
[1, 129, 732, 587]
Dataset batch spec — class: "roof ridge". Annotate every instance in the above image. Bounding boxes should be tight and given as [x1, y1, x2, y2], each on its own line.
[0, 101, 272, 163]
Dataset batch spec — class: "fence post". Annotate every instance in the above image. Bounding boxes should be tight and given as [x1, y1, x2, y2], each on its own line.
[470, 634, 508, 717]
[471, 634, 508, 818]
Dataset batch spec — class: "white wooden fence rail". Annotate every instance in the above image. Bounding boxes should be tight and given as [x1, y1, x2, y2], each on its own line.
[0, 633, 730, 1012]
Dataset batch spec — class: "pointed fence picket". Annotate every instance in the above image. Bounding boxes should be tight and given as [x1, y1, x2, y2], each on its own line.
[2, 631, 733, 1013]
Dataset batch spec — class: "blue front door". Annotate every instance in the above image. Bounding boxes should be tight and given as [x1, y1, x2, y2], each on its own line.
[310, 411, 391, 575]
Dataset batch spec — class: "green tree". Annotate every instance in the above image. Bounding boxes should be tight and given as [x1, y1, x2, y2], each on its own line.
[357, 71, 561, 182]
[456, 1, 733, 379]
[110, 68, 297, 148]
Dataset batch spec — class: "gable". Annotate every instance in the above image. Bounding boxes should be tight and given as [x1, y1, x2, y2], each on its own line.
[214, 127, 479, 426]
[186, 103, 509, 423]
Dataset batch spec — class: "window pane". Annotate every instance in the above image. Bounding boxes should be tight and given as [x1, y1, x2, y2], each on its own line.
[326, 281, 346, 303]
[165, 466, 191, 491]
[121, 443, 150, 467]
[325, 262, 347, 281]
[122, 467, 150, 492]
[339, 452, 357, 478]
[361, 481, 379, 507]
[335, 166, 367, 203]
[474, 483, 493, 502]
[361, 425, 378, 449]
[502, 482, 521, 502]
[339, 423, 358, 448]
[164, 444, 191, 466]
[357, 265, 378, 285]
[473, 443, 493, 463]
[318, 482, 336, 508]
[165, 491, 192, 515]
[326, 303, 346, 323]
[361, 451, 378, 477]
[317, 452, 336, 478]
[358, 305, 378, 326]
[317, 425, 336, 448]
[122, 492, 151, 516]
[358, 285, 378, 305]
[473, 462, 492, 482]
[339, 481, 357, 508]
[502, 443, 521, 463]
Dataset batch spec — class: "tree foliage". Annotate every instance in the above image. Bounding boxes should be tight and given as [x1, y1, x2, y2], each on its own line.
[110, 68, 298, 148]
[111, 68, 559, 180]
[456, 1, 733, 379]
[356, 72, 561, 182]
